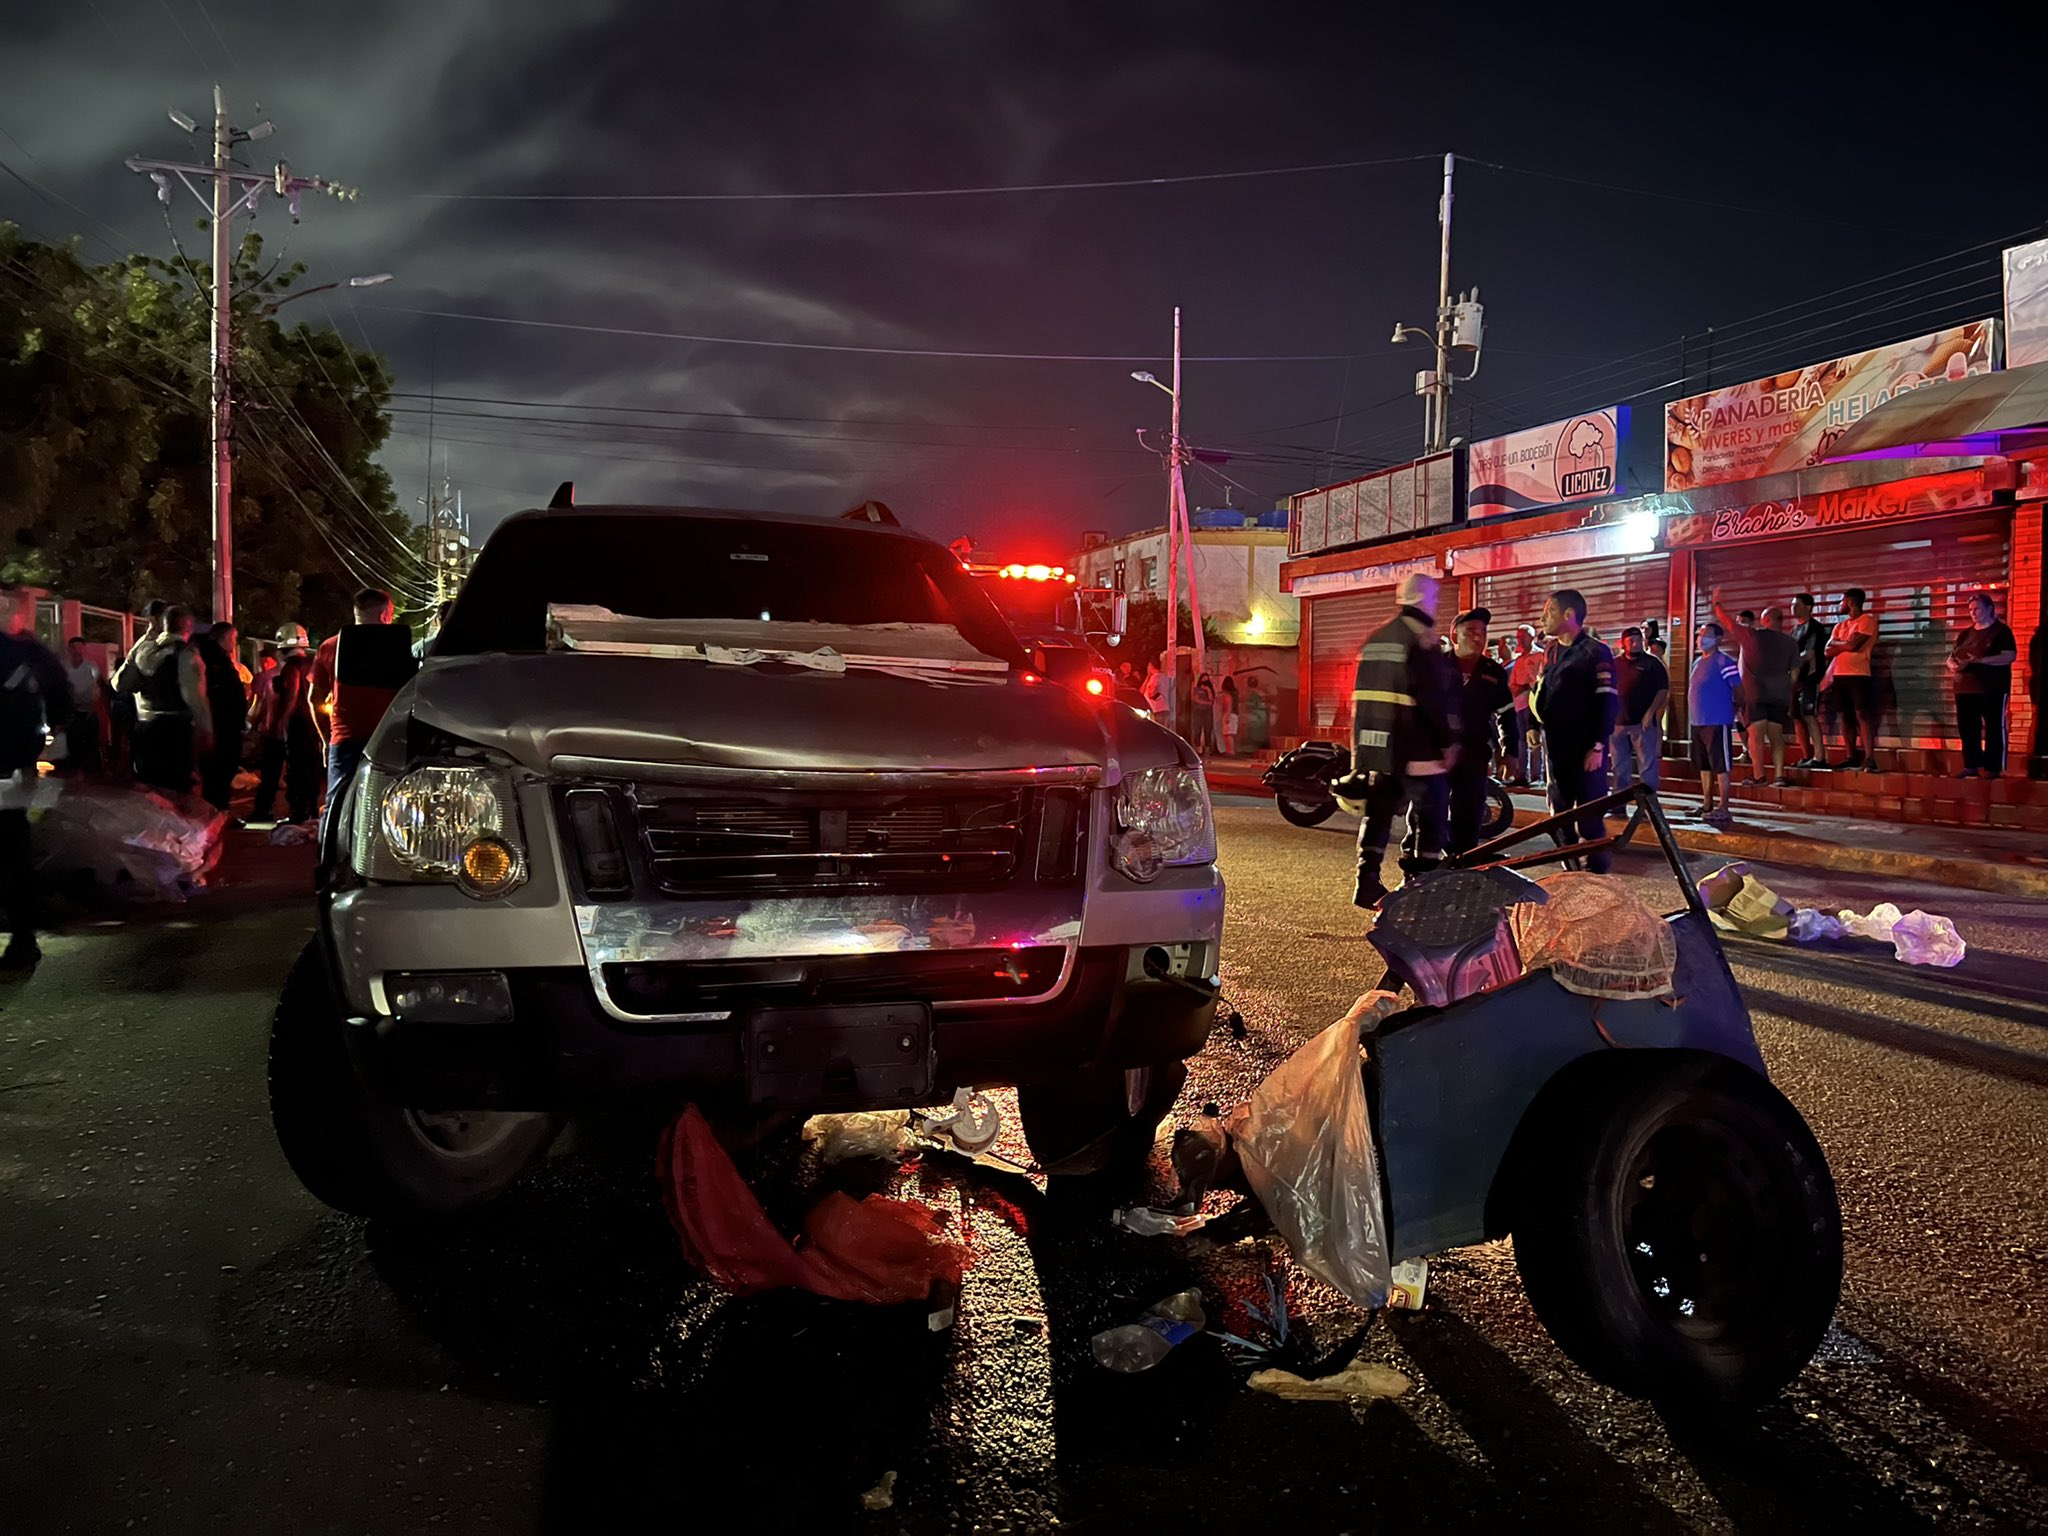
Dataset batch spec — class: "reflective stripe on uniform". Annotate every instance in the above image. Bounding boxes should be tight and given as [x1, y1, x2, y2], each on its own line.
[1353, 689, 1415, 706]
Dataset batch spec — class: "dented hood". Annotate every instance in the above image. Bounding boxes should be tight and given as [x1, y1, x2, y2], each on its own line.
[378, 652, 1184, 777]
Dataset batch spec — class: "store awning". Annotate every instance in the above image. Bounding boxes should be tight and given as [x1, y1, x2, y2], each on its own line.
[1825, 361, 2048, 461]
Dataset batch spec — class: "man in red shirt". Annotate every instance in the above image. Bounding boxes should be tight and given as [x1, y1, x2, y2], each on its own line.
[308, 588, 415, 832]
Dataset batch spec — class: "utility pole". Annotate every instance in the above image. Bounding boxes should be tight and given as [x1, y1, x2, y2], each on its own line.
[1134, 309, 1208, 728]
[1393, 152, 1485, 456]
[128, 93, 356, 623]
[1431, 151, 1455, 454]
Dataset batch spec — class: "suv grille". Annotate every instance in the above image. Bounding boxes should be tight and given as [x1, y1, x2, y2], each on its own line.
[627, 786, 1036, 897]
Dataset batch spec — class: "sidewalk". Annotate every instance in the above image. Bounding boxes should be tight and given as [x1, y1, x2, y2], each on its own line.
[1203, 758, 2048, 899]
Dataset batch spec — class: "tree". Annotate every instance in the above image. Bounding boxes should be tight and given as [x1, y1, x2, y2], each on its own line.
[0, 223, 423, 639]
[1116, 598, 1227, 673]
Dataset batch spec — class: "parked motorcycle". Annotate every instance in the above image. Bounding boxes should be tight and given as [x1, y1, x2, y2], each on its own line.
[1261, 741, 1515, 841]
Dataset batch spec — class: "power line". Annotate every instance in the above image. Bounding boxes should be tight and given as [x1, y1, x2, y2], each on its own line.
[411, 152, 1440, 204]
[362, 304, 1366, 363]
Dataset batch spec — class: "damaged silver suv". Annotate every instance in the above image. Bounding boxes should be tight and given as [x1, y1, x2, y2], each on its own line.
[270, 503, 1224, 1221]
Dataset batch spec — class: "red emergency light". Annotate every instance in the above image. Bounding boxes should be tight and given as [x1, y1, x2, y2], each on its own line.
[994, 563, 1073, 583]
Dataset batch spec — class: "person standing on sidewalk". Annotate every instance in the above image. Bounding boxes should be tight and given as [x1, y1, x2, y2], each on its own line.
[1218, 674, 1241, 757]
[1332, 573, 1461, 908]
[1824, 587, 1880, 768]
[195, 621, 248, 813]
[1947, 591, 2017, 778]
[1688, 622, 1743, 826]
[1791, 592, 1829, 767]
[1437, 607, 1511, 855]
[309, 589, 415, 832]
[0, 583, 73, 968]
[1713, 593, 1801, 787]
[1141, 658, 1170, 727]
[61, 638, 107, 777]
[1610, 626, 1669, 798]
[252, 640, 321, 825]
[1532, 589, 1620, 872]
[1507, 625, 1544, 787]
[120, 606, 213, 796]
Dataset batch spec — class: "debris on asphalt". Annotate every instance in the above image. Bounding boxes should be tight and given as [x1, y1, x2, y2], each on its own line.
[31, 779, 226, 902]
[1091, 1288, 1207, 1373]
[859, 1471, 898, 1512]
[1887, 909, 1968, 967]
[1705, 872, 1792, 941]
[804, 1110, 918, 1165]
[1834, 903, 1969, 966]
[912, 1089, 1004, 1155]
[1788, 908, 1846, 943]
[1169, 1121, 1239, 1209]
[1510, 872, 1675, 999]
[1248, 1358, 1411, 1403]
[1110, 1204, 1213, 1238]
[1214, 1270, 1293, 1362]
[266, 822, 315, 846]
[1224, 1005, 1249, 1039]
[1386, 1257, 1429, 1311]
[661, 1106, 968, 1304]
[1231, 1002, 1393, 1310]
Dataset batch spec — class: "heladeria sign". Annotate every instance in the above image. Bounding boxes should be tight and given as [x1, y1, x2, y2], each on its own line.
[1466, 407, 1627, 519]
[2006, 236, 2048, 370]
[1664, 320, 1999, 493]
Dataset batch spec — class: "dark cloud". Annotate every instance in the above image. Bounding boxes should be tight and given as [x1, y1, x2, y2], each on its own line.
[4, 1, 2040, 564]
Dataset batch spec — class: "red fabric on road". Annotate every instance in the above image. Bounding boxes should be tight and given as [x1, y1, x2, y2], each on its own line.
[657, 1105, 967, 1304]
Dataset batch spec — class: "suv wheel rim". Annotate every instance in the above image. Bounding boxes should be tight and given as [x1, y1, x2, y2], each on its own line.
[403, 1108, 526, 1161]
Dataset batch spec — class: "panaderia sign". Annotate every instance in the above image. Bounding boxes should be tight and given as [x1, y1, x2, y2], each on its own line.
[1662, 468, 1993, 546]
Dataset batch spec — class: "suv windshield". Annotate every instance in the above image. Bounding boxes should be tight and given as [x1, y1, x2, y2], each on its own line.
[435, 513, 1026, 662]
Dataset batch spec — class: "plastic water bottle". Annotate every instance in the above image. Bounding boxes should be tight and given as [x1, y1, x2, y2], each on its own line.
[1090, 1289, 1207, 1372]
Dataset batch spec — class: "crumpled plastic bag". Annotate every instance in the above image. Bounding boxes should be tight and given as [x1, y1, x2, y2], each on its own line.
[659, 1105, 967, 1303]
[1229, 995, 1398, 1310]
[1788, 908, 1846, 943]
[30, 779, 226, 903]
[268, 822, 316, 847]
[1889, 910, 1967, 967]
[803, 1109, 917, 1165]
[1837, 902, 1904, 942]
[1830, 903, 1967, 966]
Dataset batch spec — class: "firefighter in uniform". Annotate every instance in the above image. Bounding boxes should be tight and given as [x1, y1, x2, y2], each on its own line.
[1330, 573, 1461, 910]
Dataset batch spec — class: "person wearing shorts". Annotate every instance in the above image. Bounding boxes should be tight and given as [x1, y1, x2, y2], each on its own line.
[1688, 623, 1742, 825]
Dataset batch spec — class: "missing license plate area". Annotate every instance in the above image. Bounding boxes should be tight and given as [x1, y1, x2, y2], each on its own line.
[745, 1002, 933, 1108]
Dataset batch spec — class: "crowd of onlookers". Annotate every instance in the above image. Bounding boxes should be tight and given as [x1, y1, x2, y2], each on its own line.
[1480, 586, 2020, 824]
[1121, 659, 1276, 757]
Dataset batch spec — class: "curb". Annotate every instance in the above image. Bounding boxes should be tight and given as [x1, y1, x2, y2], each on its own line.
[1211, 775, 2048, 899]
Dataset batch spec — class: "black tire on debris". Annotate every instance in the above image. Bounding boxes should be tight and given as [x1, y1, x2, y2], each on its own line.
[1512, 1052, 1843, 1408]
[1275, 792, 1338, 828]
[268, 939, 558, 1223]
[1018, 1058, 1188, 1177]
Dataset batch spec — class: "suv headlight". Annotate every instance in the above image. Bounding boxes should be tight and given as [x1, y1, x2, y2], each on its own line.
[351, 763, 528, 898]
[1110, 764, 1216, 882]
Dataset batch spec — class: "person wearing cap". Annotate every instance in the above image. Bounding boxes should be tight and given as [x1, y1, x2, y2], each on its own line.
[1332, 572, 1461, 909]
[1610, 625, 1670, 798]
[1435, 606, 1513, 855]
[1532, 588, 1621, 873]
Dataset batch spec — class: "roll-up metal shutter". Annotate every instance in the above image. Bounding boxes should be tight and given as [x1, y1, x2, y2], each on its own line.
[1305, 591, 1387, 735]
[1692, 511, 2011, 750]
[1475, 552, 1674, 644]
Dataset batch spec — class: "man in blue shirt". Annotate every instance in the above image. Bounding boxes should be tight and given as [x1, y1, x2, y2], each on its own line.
[1688, 623, 1743, 826]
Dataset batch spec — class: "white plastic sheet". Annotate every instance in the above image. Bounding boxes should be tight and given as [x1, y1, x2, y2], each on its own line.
[30, 780, 226, 902]
[1230, 992, 1398, 1309]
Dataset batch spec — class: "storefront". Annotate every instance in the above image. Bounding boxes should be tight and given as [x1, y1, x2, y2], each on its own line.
[1294, 556, 1445, 736]
[1449, 515, 1673, 646]
[1664, 465, 2018, 753]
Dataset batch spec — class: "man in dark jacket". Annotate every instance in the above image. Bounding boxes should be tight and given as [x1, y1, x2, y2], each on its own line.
[1436, 607, 1513, 856]
[196, 621, 248, 812]
[0, 582, 73, 968]
[1333, 573, 1461, 909]
[1533, 587, 1621, 873]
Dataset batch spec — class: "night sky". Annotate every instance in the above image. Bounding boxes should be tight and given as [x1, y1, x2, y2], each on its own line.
[4, 2, 2042, 565]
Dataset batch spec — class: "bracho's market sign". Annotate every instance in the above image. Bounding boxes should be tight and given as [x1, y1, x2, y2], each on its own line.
[1662, 468, 1992, 546]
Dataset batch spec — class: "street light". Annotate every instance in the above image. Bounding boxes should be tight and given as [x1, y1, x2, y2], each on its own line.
[1130, 369, 1173, 397]
[1128, 316, 1206, 708]
[260, 272, 392, 316]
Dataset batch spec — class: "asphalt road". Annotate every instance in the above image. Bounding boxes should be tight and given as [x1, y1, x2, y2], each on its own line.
[2, 805, 2045, 1533]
